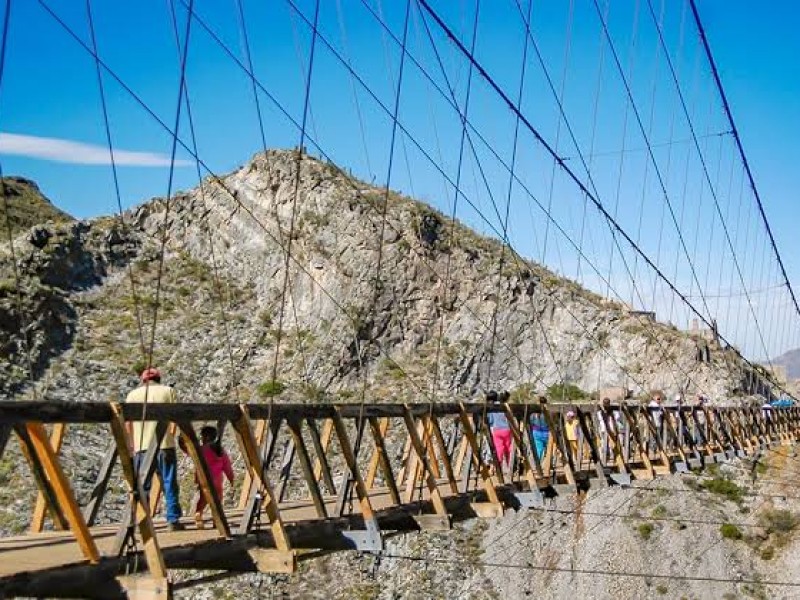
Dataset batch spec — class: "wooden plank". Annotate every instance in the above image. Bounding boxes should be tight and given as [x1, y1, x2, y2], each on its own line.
[367, 416, 401, 505]
[83, 445, 119, 526]
[176, 421, 230, 539]
[305, 417, 336, 494]
[286, 419, 328, 519]
[232, 406, 292, 552]
[30, 423, 67, 533]
[399, 406, 449, 516]
[14, 425, 68, 531]
[109, 404, 167, 579]
[25, 422, 100, 563]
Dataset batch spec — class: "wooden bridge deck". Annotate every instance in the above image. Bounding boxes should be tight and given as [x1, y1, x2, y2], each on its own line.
[0, 400, 795, 599]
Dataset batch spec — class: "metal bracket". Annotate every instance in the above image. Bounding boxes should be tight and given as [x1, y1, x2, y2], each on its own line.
[687, 458, 703, 470]
[673, 461, 689, 473]
[341, 519, 383, 552]
[512, 490, 544, 509]
[714, 453, 727, 464]
[609, 473, 631, 487]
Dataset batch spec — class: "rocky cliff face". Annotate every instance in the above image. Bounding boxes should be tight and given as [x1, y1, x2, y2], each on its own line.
[0, 150, 754, 403]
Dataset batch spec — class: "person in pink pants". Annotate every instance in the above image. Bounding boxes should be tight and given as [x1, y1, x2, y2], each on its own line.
[194, 425, 234, 529]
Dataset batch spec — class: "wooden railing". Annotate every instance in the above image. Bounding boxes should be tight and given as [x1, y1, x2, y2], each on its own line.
[0, 400, 797, 599]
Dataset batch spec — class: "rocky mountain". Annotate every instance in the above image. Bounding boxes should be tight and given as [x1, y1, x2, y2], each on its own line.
[0, 149, 761, 403]
[772, 348, 800, 380]
[0, 176, 72, 237]
[0, 149, 795, 599]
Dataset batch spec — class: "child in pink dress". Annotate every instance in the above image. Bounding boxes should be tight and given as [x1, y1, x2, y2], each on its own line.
[194, 425, 234, 529]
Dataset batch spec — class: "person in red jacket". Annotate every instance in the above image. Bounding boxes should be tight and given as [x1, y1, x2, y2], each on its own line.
[194, 425, 234, 529]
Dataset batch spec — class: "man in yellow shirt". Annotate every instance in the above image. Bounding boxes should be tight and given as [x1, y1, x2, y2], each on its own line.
[125, 367, 184, 530]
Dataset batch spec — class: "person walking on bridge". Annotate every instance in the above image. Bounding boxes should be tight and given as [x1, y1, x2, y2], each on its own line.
[125, 367, 184, 531]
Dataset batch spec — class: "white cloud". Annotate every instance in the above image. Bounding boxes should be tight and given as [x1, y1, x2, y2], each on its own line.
[0, 132, 191, 167]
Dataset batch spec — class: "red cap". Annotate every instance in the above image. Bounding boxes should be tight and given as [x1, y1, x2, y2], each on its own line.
[140, 367, 161, 383]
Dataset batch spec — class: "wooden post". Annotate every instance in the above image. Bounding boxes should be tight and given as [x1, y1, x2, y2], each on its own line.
[83, 444, 119, 526]
[457, 404, 500, 504]
[25, 422, 100, 563]
[238, 418, 267, 510]
[331, 410, 382, 528]
[367, 416, 401, 505]
[502, 403, 538, 491]
[15, 425, 68, 531]
[30, 423, 67, 533]
[311, 418, 333, 483]
[109, 403, 167, 580]
[427, 415, 459, 495]
[401, 406, 448, 517]
[286, 419, 328, 519]
[365, 417, 390, 490]
[232, 405, 292, 554]
[306, 417, 336, 494]
[176, 421, 230, 538]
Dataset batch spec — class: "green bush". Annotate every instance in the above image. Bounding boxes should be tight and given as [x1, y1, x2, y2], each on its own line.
[720, 523, 742, 540]
[702, 477, 744, 503]
[759, 509, 798, 534]
[637, 522, 654, 540]
[257, 379, 286, 398]
[546, 383, 587, 403]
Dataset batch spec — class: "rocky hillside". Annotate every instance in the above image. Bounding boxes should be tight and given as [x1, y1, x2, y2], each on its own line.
[0, 149, 758, 403]
[0, 150, 792, 599]
[0, 176, 72, 237]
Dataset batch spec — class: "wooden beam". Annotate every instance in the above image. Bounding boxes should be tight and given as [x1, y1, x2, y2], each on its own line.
[232, 405, 292, 552]
[238, 418, 266, 510]
[109, 404, 167, 579]
[311, 418, 334, 483]
[367, 416, 401, 505]
[30, 423, 67, 533]
[286, 419, 328, 519]
[331, 411, 382, 525]
[14, 424, 68, 531]
[427, 415, 458, 495]
[25, 422, 100, 563]
[305, 417, 336, 494]
[399, 406, 447, 518]
[456, 405, 499, 504]
[176, 421, 230, 538]
[83, 444, 119, 526]
[365, 417, 390, 490]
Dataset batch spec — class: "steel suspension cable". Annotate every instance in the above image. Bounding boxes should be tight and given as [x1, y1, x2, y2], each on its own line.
[688, 0, 800, 326]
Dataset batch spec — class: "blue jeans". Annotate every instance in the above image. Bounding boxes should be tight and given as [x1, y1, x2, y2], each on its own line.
[531, 432, 549, 463]
[134, 448, 182, 523]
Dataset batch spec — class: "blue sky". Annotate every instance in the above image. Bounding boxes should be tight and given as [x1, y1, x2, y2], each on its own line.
[1, 0, 798, 362]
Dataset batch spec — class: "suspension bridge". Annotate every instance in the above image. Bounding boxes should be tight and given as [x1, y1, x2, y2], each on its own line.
[1, 0, 799, 598]
[0, 399, 797, 599]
